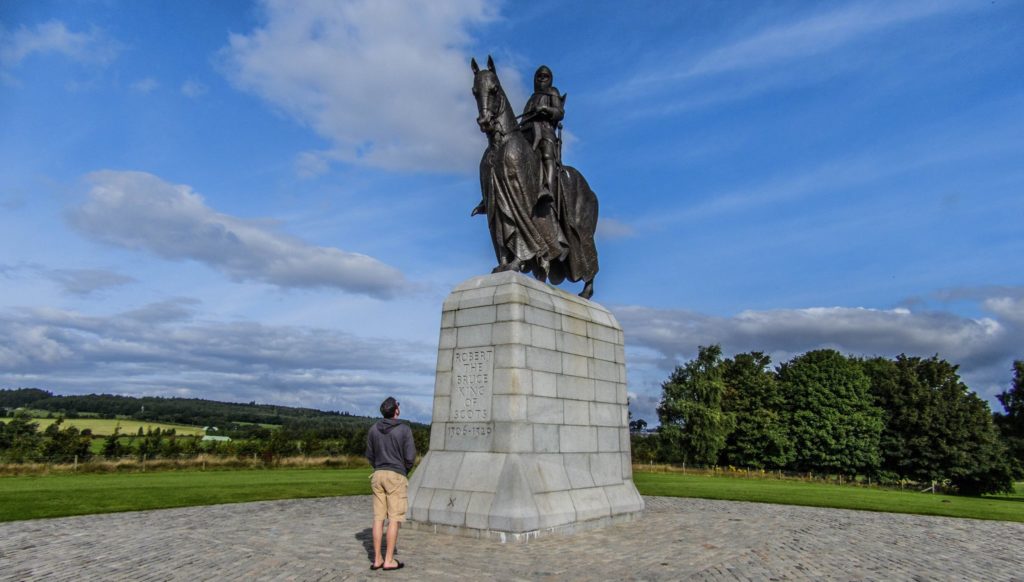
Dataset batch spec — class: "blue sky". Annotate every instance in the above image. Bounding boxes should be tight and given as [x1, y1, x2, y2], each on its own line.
[1, 0, 1022, 424]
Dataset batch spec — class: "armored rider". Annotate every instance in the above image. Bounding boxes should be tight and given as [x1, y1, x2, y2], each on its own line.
[520, 65, 564, 198]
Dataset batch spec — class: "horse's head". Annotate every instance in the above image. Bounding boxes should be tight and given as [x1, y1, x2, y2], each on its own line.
[471, 56, 505, 134]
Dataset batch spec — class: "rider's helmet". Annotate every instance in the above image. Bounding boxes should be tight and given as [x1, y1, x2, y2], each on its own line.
[534, 65, 553, 93]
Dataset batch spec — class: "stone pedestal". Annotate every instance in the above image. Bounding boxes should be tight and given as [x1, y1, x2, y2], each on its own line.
[407, 272, 643, 542]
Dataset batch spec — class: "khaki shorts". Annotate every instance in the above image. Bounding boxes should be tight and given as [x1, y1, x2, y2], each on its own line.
[371, 470, 408, 522]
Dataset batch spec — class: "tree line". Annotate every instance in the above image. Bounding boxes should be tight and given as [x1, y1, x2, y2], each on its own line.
[635, 346, 1023, 496]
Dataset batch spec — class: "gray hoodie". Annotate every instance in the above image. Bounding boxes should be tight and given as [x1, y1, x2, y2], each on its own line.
[365, 418, 416, 476]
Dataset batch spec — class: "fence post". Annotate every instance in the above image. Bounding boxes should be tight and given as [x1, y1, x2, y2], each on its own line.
[74, 455, 78, 471]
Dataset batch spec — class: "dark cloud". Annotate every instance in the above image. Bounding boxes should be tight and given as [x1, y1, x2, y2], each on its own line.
[0, 302, 437, 420]
[0, 263, 135, 296]
[67, 171, 410, 299]
[614, 289, 1024, 418]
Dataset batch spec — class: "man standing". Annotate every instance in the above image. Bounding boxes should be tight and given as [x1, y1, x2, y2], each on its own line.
[365, 396, 416, 571]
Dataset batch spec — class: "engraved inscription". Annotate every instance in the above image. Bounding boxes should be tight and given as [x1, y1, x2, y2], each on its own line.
[444, 423, 494, 451]
[447, 424, 494, 438]
[450, 347, 494, 422]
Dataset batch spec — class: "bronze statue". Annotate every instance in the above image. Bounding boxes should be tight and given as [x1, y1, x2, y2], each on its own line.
[470, 56, 599, 299]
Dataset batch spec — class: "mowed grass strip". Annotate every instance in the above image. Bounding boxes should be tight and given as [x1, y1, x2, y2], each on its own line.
[0, 417, 205, 436]
[633, 471, 1024, 523]
[0, 467, 372, 522]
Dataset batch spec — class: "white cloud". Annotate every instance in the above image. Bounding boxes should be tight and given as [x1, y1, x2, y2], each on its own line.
[131, 77, 159, 93]
[66, 170, 410, 299]
[45, 268, 136, 296]
[0, 20, 120, 69]
[219, 0, 496, 173]
[596, 217, 635, 240]
[0, 301, 437, 420]
[180, 79, 207, 98]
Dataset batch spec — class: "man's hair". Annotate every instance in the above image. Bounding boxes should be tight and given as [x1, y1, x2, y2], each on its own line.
[380, 396, 399, 419]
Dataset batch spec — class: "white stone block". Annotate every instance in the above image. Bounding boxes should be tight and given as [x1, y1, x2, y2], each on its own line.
[492, 321, 530, 345]
[598, 427, 620, 452]
[534, 491, 576, 529]
[432, 396, 450, 423]
[589, 358, 620, 383]
[525, 305, 558, 329]
[614, 344, 625, 364]
[429, 423, 446, 450]
[590, 402, 622, 427]
[492, 367, 532, 395]
[526, 288, 555, 310]
[526, 454, 571, 493]
[456, 324, 492, 347]
[436, 349, 453, 372]
[440, 310, 455, 328]
[493, 422, 533, 452]
[533, 424, 560, 452]
[563, 453, 594, 488]
[590, 452, 622, 486]
[587, 321, 618, 343]
[493, 284, 529, 305]
[533, 370, 557, 397]
[429, 488, 469, 526]
[621, 451, 633, 480]
[442, 292, 463, 312]
[592, 339, 615, 362]
[492, 395, 528, 422]
[619, 427, 630, 452]
[493, 343, 526, 368]
[526, 346, 562, 373]
[496, 302, 525, 322]
[456, 305, 497, 327]
[559, 299, 590, 320]
[570, 487, 611, 522]
[458, 286, 497, 308]
[528, 396, 563, 424]
[603, 482, 644, 515]
[557, 375, 595, 401]
[560, 425, 597, 453]
[433, 371, 452, 397]
[454, 452, 506, 492]
[421, 451, 465, 490]
[530, 324, 556, 350]
[465, 491, 495, 530]
[556, 331, 592, 358]
[594, 380, 616, 403]
[562, 353, 589, 377]
[563, 400, 589, 425]
[587, 306, 614, 327]
[560, 315, 589, 336]
[408, 486, 434, 522]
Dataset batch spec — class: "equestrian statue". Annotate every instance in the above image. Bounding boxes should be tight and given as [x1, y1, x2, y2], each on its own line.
[470, 56, 599, 299]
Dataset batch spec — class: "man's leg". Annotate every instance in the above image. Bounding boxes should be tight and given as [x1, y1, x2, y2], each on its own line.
[372, 519, 385, 568]
[384, 520, 400, 568]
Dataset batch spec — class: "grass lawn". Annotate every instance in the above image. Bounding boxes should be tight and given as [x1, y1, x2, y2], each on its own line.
[0, 467, 373, 522]
[633, 471, 1024, 523]
[0, 417, 205, 437]
[1, 467, 1020, 524]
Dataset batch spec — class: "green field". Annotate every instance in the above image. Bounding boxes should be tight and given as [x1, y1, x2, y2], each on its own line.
[0, 417, 205, 437]
[632, 471, 1024, 523]
[0, 468, 373, 521]
[0, 467, 1020, 523]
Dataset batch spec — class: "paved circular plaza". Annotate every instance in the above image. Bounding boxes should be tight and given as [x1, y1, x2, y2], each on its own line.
[1, 496, 1021, 581]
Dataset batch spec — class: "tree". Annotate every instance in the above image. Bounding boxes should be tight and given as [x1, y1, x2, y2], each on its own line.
[779, 350, 882, 476]
[864, 354, 1013, 495]
[720, 352, 793, 469]
[629, 419, 648, 433]
[656, 345, 734, 465]
[995, 360, 1024, 478]
[2, 411, 43, 463]
[41, 417, 92, 463]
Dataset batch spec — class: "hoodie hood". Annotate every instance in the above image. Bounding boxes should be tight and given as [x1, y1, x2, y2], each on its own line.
[376, 418, 403, 434]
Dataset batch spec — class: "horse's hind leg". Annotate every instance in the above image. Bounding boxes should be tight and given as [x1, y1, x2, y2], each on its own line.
[579, 279, 594, 300]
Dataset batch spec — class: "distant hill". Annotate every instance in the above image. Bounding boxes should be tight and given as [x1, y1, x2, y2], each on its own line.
[0, 388, 414, 433]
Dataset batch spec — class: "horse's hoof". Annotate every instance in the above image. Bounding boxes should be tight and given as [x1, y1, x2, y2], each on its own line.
[579, 281, 594, 300]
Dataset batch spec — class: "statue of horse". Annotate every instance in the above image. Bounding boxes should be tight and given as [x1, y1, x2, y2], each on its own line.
[470, 56, 599, 299]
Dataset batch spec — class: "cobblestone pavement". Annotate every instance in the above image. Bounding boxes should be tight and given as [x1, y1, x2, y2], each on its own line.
[1, 496, 1022, 581]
